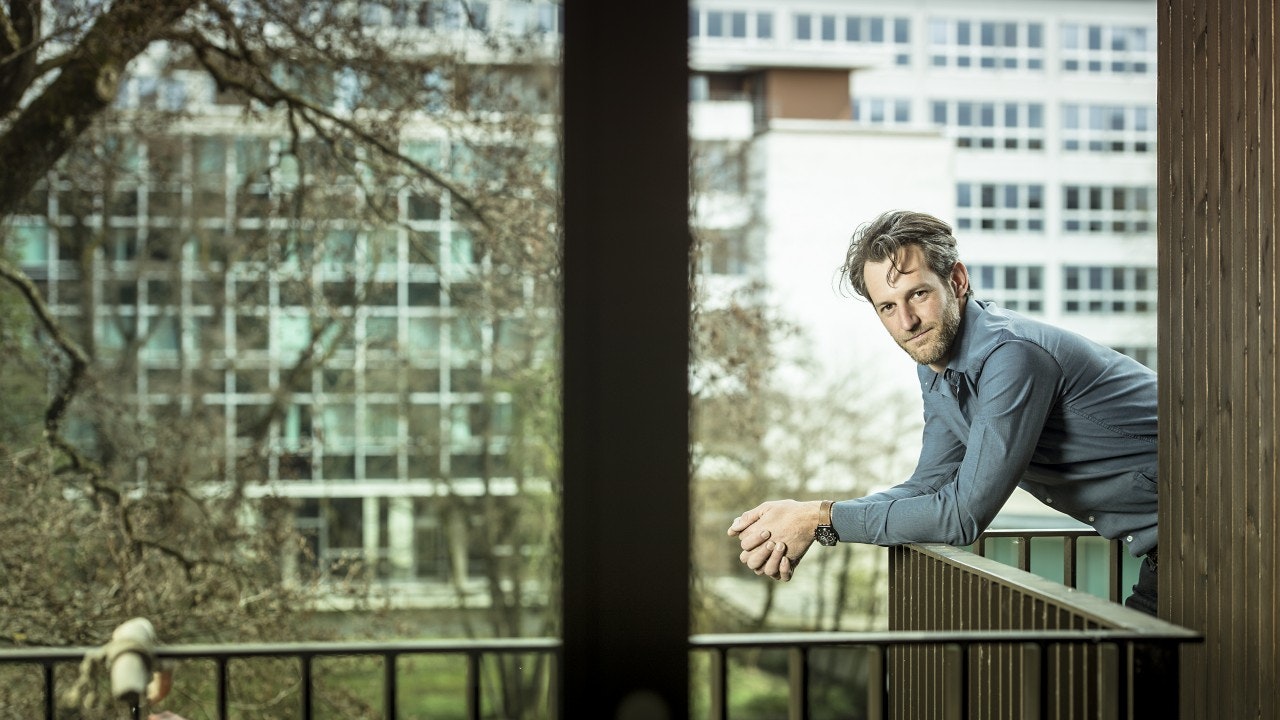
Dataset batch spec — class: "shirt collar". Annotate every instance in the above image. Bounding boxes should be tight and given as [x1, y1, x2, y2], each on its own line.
[939, 296, 988, 379]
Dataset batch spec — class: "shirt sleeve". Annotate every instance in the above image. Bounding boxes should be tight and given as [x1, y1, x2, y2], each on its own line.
[833, 340, 1063, 546]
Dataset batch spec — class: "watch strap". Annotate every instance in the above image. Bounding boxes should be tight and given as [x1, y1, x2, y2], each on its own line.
[815, 499, 839, 546]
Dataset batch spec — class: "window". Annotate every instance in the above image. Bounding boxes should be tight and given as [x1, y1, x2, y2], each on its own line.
[1112, 345, 1156, 369]
[1062, 185, 1154, 234]
[844, 15, 912, 65]
[928, 19, 1045, 71]
[692, 141, 747, 194]
[1061, 23, 1154, 75]
[320, 403, 358, 443]
[931, 100, 1044, 150]
[756, 12, 773, 39]
[699, 228, 750, 276]
[1062, 104, 1155, 153]
[692, 9, 763, 40]
[10, 221, 48, 265]
[969, 264, 1045, 314]
[820, 14, 837, 41]
[706, 11, 725, 37]
[794, 13, 812, 41]
[955, 182, 1045, 232]
[1063, 266, 1156, 314]
[852, 97, 912, 126]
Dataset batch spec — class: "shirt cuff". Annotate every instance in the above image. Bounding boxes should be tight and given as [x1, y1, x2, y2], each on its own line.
[831, 499, 869, 545]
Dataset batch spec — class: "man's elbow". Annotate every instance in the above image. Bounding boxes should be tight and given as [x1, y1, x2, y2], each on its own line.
[944, 516, 985, 547]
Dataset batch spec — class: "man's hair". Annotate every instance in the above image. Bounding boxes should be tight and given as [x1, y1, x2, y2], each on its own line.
[838, 210, 963, 300]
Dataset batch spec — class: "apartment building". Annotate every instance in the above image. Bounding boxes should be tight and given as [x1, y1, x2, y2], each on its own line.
[690, 0, 1158, 400]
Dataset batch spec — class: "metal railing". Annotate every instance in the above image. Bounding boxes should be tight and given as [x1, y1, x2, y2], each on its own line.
[0, 638, 560, 720]
[0, 530, 1195, 719]
[973, 528, 1130, 603]
[690, 530, 1194, 720]
[888, 540, 1194, 719]
[689, 627, 1196, 720]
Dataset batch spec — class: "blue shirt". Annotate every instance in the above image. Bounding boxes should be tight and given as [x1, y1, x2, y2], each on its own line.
[832, 298, 1159, 556]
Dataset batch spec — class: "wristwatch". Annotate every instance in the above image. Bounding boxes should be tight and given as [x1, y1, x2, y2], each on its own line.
[815, 499, 839, 546]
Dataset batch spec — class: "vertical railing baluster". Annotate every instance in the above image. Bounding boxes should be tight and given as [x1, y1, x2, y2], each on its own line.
[384, 652, 397, 720]
[466, 651, 481, 720]
[548, 647, 560, 719]
[943, 643, 964, 720]
[1064, 535, 1079, 588]
[1020, 642, 1041, 720]
[787, 646, 808, 720]
[44, 662, 54, 720]
[1109, 538, 1125, 603]
[1019, 535, 1032, 572]
[866, 645, 886, 720]
[1099, 641, 1120, 720]
[708, 648, 727, 720]
[300, 655, 313, 719]
[218, 656, 229, 720]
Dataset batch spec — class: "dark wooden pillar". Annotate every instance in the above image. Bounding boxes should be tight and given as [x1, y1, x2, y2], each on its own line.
[560, 1, 691, 717]
[1158, 0, 1278, 716]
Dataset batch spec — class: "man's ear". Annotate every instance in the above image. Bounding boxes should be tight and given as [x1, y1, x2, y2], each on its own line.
[950, 262, 970, 298]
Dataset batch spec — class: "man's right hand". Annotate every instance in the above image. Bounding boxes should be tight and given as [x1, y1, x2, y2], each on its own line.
[727, 499, 823, 581]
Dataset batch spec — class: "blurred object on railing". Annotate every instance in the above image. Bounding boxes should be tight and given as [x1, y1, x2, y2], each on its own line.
[62, 617, 174, 718]
[890, 543, 1196, 719]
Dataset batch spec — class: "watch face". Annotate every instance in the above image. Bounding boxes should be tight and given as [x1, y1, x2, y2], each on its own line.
[815, 525, 839, 546]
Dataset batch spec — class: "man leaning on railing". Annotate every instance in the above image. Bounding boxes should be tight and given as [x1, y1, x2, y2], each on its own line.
[727, 210, 1160, 616]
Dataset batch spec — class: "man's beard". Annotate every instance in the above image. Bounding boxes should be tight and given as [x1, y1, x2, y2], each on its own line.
[898, 295, 962, 366]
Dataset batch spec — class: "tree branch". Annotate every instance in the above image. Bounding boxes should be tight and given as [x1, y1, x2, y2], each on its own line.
[175, 27, 493, 228]
[0, 0, 199, 218]
[0, 0, 38, 118]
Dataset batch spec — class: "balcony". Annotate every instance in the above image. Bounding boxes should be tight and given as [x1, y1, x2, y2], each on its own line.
[0, 530, 1197, 719]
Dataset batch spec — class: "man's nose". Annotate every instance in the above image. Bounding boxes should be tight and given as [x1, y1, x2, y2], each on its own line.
[896, 305, 919, 331]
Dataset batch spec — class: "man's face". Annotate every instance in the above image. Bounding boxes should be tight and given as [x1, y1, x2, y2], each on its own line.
[864, 245, 968, 372]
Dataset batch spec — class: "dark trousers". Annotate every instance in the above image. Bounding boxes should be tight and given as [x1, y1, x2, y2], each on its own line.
[1124, 549, 1159, 616]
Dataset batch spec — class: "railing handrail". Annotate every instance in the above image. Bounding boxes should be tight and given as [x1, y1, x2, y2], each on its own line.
[979, 527, 1100, 539]
[690, 628, 1200, 649]
[0, 637, 562, 665]
[910, 542, 1179, 632]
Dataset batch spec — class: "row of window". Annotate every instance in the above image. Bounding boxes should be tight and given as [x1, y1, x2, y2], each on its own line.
[955, 184, 1154, 234]
[296, 495, 503, 584]
[22, 303, 542, 367]
[853, 100, 1154, 155]
[357, 0, 563, 35]
[14, 223, 482, 277]
[690, 9, 1154, 76]
[16, 134, 539, 216]
[969, 264, 1157, 316]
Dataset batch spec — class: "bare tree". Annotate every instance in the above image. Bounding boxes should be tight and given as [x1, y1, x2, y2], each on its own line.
[1, 1, 562, 716]
[688, 137, 921, 636]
